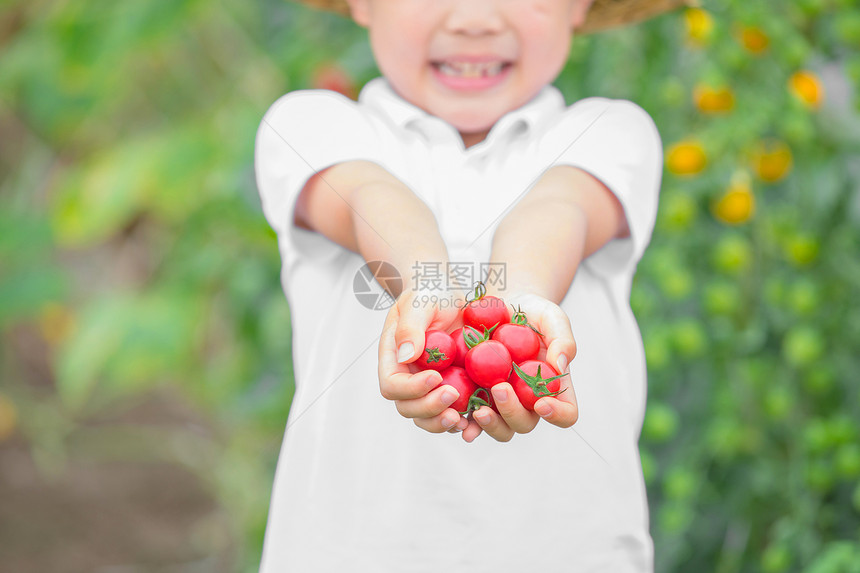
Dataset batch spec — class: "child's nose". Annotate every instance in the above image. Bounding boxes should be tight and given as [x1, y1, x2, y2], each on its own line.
[443, 0, 505, 36]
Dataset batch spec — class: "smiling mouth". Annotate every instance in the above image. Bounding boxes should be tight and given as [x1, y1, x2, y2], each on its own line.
[431, 61, 513, 78]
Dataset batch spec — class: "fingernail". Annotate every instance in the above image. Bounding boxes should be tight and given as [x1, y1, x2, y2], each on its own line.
[441, 415, 457, 429]
[456, 418, 469, 431]
[397, 342, 414, 363]
[535, 402, 552, 418]
[557, 354, 569, 373]
[441, 388, 459, 404]
[426, 372, 443, 388]
[474, 411, 490, 424]
[492, 386, 508, 403]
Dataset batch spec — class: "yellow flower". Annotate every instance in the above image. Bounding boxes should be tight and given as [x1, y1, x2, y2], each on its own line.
[694, 84, 735, 113]
[738, 26, 770, 54]
[789, 70, 824, 109]
[712, 173, 755, 225]
[684, 8, 714, 46]
[752, 139, 793, 183]
[667, 140, 707, 176]
[0, 393, 18, 442]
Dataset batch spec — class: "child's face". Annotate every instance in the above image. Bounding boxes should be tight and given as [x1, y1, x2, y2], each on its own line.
[346, 0, 593, 147]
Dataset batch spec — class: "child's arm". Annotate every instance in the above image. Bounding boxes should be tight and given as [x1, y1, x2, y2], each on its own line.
[296, 159, 470, 433]
[296, 159, 447, 288]
[459, 165, 630, 443]
[488, 164, 629, 301]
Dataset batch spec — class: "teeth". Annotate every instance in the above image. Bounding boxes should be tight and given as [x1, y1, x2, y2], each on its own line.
[437, 61, 505, 78]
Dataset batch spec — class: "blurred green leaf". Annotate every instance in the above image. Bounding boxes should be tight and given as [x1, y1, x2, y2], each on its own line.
[56, 289, 203, 410]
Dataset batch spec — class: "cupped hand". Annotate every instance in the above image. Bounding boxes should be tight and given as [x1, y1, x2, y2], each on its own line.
[378, 288, 469, 434]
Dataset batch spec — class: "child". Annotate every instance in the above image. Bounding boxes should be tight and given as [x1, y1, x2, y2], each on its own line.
[255, 0, 682, 570]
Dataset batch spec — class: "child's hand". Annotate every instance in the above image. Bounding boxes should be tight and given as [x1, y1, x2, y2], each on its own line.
[377, 289, 469, 434]
[460, 292, 579, 443]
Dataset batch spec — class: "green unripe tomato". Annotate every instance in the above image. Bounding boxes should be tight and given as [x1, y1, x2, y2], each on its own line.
[663, 466, 697, 501]
[713, 234, 753, 274]
[835, 13, 860, 47]
[824, 415, 856, 446]
[704, 281, 739, 315]
[761, 544, 792, 573]
[803, 419, 830, 455]
[785, 234, 819, 266]
[763, 386, 794, 421]
[658, 502, 694, 534]
[643, 402, 680, 443]
[802, 368, 835, 395]
[782, 326, 824, 367]
[835, 444, 860, 479]
[644, 330, 672, 371]
[660, 193, 697, 231]
[659, 268, 693, 300]
[672, 319, 707, 357]
[787, 279, 819, 316]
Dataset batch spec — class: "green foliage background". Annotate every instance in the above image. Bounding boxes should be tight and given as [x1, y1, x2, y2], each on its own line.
[1, 0, 859, 571]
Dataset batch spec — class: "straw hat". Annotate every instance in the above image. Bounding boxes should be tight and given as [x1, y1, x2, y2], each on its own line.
[295, 0, 691, 34]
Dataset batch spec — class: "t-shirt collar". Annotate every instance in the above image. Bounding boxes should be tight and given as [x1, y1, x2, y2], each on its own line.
[358, 76, 565, 150]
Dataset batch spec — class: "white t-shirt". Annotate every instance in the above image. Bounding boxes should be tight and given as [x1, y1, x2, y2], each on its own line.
[254, 76, 663, 573]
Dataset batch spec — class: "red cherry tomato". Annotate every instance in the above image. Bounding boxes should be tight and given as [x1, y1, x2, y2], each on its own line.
[492, 323, 540, 363]
[465, 340, 512, 388]
[448, 326, 468, 368]
[463, 296, 510, 332]
[434, 366, 476, 414]
[435, 367, 493, 415]
[310, 63, 357, 99]
[507, 360, 567, 412]
[415, 330, 456, 371]
[449, 326, 483, 368]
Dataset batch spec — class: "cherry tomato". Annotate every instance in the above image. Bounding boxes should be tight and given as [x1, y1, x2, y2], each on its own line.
[415, 330, 456, 371]
[465, 340, 512, 388]
[449, 326, 468, 368]
[310, 63, 357, 99]
[435, 367, 493, 415]
[507, 360, 567, 412]
[449, 326, 482, 368]
[434, 366, 476, 414]
[492, 323, 540, 363]
[463, 296, 510, 332]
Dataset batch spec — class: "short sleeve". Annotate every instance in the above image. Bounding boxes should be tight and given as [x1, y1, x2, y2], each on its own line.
[540, 98, 663, 277]
[254, 90, 385, 261]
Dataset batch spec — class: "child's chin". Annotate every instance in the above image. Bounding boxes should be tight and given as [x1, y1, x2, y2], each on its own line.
[450, 117, 499, 137]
